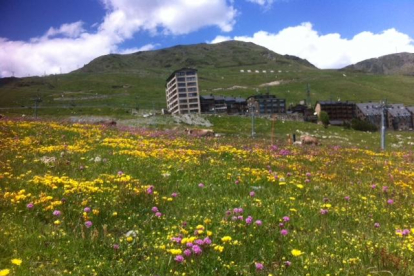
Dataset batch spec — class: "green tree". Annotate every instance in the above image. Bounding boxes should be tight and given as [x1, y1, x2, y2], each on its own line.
[319, 111, 330, 128]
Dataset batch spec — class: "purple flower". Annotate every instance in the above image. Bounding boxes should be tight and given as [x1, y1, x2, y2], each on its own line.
[249, 191, 255, 197]
[171, 192, 178, 197]
[113, 244, 120, 250]
[235, 180, 240, 185]
[387, 199, 394, 205]
[246, 216, 253, 225]
[195, 239, 204, 245]
[84, 221, 93, 228]
[287, 172, 292, 177]
[283, 216, 290, 222]
[320, 209, 328, 215]
[146, 186, 154, 195]
[238, 215, 244, 221]
[284, 261, 292, 267]
[255, 262, 264, 270]
[53, 210, 61, 216]
[279, 223, 285, 228]
[306, 172, 311, 177]
[225, 210, 231, 216]
[186, 242, 194, 248]
[171, 237, 182, 244]
[155, 212, 162, 217]
[192, 245, 202, 255]
[83, 207, 91, 213]
[323, 197, 329, 203]
[402, 229, 411, 236]
[151, 206, 159, 213]
[183, 249, 192, 257]
[281, 229, 288, 236]
[174, 255, 184, 263]
[382, 186, 389, 192]
[117, 170, 124, 176]
[374, 222, 380, 228]
[344, 196, 350, 201]
[198, 183, 205, 188]
[255, 220, 262, 226]
[26, 203, 34, 209]
[371, 184, 377, 189]
[203, 237, 212, 245]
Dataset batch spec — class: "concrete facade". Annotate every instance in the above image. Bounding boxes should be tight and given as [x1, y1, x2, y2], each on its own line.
[166, 68, 200, 115]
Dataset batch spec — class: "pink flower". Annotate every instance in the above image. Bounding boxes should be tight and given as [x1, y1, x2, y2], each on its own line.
[151, 206, 159, 213]
[155, 212, 162, 217]
[402, 229, 411, 236]
[320, 209, 328, 215]
[84, 221, 93, 228]
[281, 229, 288, 236]
[282, 216, 290, 222]
[171, 192, 178, 197]
[184, 249, 192, 257]
[255, 220, 262, 226]
[255, 262, 264, 270]
[113, 244, 120, 250]
[203, 237, 212, 245]
[53, 210, 61, 216]
[284, 261, 291, 267]
[117, 171, 124, 176]
[306, 172, 311, 177]
[249, 191, 255, 197]
[374, 222, 380, 228]
[371, 184, 377, 189]
[246, 216, 253, 225]
[83, 207, 91, 213]
[174, 255, 184, 263]
[382, 186, 389, 192]
[198, 183, 205, 188]
[344, 196, 350, 201]
[146, 186, 154, 195]
[235, 180, 240, 185]
[192, 245, 202, 255]
[26, 203, 34, 209]
[387, 199, 394, 205]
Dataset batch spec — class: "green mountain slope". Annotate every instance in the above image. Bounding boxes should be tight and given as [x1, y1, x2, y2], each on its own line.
[344, 52, 414, 75]
[1, 41, 414, 115]
[76, 41, 316, 73]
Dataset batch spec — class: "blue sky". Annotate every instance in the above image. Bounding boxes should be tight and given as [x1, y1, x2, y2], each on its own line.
[1, 0, 413, 77]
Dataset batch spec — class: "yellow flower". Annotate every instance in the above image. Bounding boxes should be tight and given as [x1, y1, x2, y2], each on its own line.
[11, 258, 22, 266]
[112, 212, 118, 216]
[126, 236, 134, 243]
[54, 220, 61, 226]
[0, 269, 10, 276]
[221, 236, 232, 243]
[291, 249, 303, 256]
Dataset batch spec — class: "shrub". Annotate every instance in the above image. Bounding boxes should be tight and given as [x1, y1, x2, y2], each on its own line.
[351, 118, 378, 132]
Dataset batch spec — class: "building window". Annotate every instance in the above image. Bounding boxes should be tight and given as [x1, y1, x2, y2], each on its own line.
[177, 77, 185, 81]
[188, 93, 198, 97]
[178, 83, 186, 87]
[188, 87, 197, 92]
[189, 104, 199, 108]
[177, 72, 185, 76]
[180, 104, 188, 109]
[187, 77, 196, 81]
[189, 98, 198, 103]
[187, 82, 197, 87]
[186, 71, 196, 76]
[179, 99, 187, 103]
[178, 88, 186, 92]
[179, 93, 187, 98]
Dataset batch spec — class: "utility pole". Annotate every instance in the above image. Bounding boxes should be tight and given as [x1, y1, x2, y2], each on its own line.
[33, 96, 42, 119]
[249, 104, 256, 138]
[380, 100, 387, 150]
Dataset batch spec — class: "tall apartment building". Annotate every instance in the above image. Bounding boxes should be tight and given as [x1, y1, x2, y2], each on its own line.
[165, 68, 200, 115]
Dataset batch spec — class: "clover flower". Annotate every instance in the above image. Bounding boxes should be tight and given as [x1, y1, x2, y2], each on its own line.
[255, 262, 264, 270]
[84, 221, 93, 228]
[174, 255, 184, 263]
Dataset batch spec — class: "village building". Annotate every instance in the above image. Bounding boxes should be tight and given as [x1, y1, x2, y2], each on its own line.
[200, 95, 247, 114]
[407, 107, 414, 129]
[165, 68, 200, 115]
[387, 104, 412, 130]
[246, 94, 286, 115]
[355, 102, 383, 128]
[315, 101, 355, 125]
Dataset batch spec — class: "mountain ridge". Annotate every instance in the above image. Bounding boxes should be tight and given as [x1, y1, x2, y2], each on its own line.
[343, 52, 414, 75]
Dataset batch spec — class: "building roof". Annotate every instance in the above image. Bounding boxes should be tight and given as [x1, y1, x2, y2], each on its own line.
[166, 68, 198, 82]
[387, 104, 411, 117]
[407, 106, 414, 114]
[200, 95, 247, 103]
[356, 103, 383, 116]
[316, 101, 355, 106]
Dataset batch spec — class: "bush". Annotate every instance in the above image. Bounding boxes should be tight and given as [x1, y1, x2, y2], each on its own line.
[351, 118, 378, 132]
[319, 111, 329, 128]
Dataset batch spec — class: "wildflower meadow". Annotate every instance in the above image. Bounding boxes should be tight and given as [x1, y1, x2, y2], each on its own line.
[1, 119, 414, 275]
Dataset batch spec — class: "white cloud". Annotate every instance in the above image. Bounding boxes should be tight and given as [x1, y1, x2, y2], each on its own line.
[209, 35, 232, 44]
[246, 0, 275, 7]
[0, 0, 237, 77]
[117, 43, 158, 54]
[210, 22, 414, 69]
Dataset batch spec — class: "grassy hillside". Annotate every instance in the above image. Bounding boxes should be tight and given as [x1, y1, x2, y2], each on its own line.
[1, 41, 414, 116]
